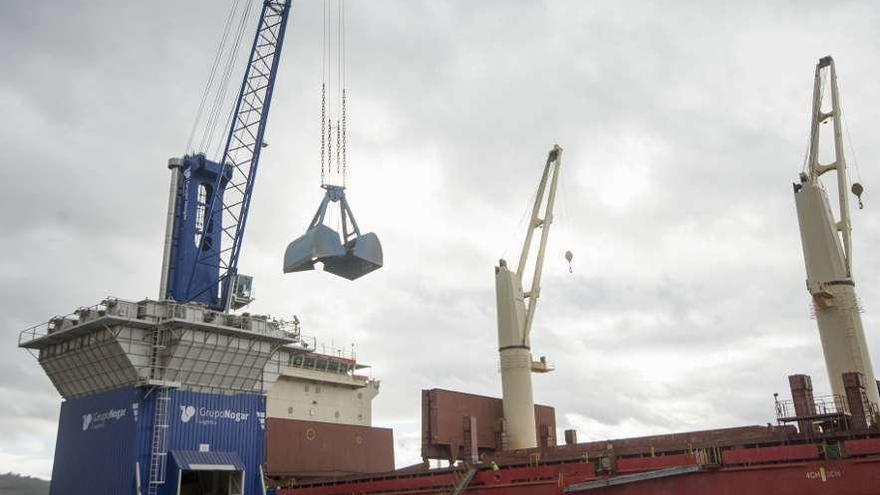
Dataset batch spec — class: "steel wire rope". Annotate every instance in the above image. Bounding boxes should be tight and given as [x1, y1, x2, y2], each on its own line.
[319, 0, 349, 188]
[185, 0, 241, 154]
[203, 0, 255, 157]
[210, 0, 257, 160]
[836, 78, 863, 185]
[334, 0, 341, 177]
[558, 157, 573, 268]
[320, 0, 329, 185]
[201, 2, 248, 153]
[501, 185, 539, 265]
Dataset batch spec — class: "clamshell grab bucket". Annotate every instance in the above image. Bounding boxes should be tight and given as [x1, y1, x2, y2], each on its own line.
[283, 185, 383, 280]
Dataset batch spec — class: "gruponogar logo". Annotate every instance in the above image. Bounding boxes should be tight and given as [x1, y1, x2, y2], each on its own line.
[180, 405, 197, 423]
[81, 408, 127, 431]
[179, 405, 250, 426]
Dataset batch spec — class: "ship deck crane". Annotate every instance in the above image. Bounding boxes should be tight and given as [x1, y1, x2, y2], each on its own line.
[495, 145, 562, 449]
[159, 0, 293, 313]
[793, 56, 880, 416]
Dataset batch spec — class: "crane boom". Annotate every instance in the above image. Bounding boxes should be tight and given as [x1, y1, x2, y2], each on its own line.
[496, 145, 562, 450]
[793, 56, 880, 415]
[161, 0, 292, 312]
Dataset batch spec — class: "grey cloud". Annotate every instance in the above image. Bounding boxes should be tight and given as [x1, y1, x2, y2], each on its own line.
[3, 0, 880, 478]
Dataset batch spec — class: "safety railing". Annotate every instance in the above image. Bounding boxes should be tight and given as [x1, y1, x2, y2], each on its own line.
[18, 297, 300, 347]
[775, 394, 848, 420]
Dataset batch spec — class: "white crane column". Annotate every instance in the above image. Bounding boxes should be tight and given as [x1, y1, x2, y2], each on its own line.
[794, 56, 880, 413]
[496, 145, 562, 449]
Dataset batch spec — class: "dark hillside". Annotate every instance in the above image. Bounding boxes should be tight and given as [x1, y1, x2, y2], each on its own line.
[0, 473, 50, 495]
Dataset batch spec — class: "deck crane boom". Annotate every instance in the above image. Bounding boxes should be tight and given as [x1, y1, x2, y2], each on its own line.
[159, 0, 292, 312]
[793, 56, 880, 415]
[496, 144, 562, 449]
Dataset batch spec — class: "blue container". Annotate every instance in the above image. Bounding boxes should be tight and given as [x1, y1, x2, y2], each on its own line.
[50, 387, 140, 494]
[50, 387, 266, 495]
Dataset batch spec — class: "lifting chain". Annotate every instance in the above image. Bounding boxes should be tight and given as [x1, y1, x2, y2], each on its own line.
[327, 118, 333, 180]
[336, 117, 341, 175]
[342, 88, 347, 186]
[320, 83, 326, 185]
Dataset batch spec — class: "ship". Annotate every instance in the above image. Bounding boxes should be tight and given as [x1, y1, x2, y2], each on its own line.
[14, 0, 880, 492]
[265, 56, 880, 494]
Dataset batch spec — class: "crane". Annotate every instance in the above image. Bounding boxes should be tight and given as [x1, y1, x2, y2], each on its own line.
[495, 145, 562, 449]
[793, 56, 880, 415]
[158, 0, 292, 312]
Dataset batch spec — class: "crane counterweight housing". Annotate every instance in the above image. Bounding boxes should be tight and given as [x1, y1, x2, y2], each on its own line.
[793, 56, 880, 417]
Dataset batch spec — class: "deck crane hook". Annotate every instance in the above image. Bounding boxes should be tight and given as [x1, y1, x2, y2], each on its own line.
[565, 250, 573, 273]
[852, 182, 864, 209]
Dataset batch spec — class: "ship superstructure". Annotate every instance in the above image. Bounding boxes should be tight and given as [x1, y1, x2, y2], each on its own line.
[17, 1, 391, 493]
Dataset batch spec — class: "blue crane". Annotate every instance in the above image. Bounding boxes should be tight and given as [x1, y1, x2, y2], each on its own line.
[159, 0, 292, 312]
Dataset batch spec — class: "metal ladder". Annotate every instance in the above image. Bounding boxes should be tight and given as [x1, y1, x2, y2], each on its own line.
[448, 464, 478, 495]
[147, 324, 170, 495]
[148, 386, 170, 495]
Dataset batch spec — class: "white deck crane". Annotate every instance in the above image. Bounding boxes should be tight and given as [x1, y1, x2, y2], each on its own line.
[793, 56, 880, 413]
[495, 145, 562, 450]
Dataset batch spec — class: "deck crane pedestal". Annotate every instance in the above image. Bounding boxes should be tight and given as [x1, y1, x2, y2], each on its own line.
[793, 56, 880, 417]
[496, 145, 562, 450]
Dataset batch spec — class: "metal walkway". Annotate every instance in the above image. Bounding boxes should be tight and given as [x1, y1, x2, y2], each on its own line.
[564, 465, 703, 492]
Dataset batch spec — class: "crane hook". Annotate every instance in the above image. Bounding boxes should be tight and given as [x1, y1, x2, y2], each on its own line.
[564, 250, 573, 274]
[852, 182, 864, 210]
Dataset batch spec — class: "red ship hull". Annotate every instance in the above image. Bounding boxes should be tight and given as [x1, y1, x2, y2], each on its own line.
[278, 438, 880, 495]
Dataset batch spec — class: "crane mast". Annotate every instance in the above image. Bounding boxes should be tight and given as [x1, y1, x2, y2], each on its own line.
[160, 0, 292, 312]
[495, 145, 561, 449]
[793, 56, 880, 414]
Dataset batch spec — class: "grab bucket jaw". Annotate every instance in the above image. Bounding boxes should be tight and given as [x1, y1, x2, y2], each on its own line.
[283, 224, 345, 273]
[322, 232, 383, 280]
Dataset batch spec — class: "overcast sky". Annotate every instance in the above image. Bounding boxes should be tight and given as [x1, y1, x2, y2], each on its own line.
[3, 0, 880, 479]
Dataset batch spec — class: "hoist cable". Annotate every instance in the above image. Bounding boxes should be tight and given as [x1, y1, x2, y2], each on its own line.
[202, 0, 254, 157]
[836, 79, 863, 184]
[319, 0, 349, 187]
[185, 0, 241, 154]
[212, 0, 256, 159]
[201, 2, 248, 153]
[320, 0, 328, 185]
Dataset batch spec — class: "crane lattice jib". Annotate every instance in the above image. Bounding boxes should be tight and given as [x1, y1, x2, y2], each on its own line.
[185, 0, 292, 310]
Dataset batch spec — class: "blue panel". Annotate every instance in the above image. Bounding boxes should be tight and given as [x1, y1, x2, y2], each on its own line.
[51, 387, 265, 495]
[50, 387, 141, 495]
[136, 389, 267, 495]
